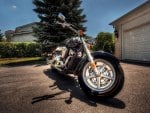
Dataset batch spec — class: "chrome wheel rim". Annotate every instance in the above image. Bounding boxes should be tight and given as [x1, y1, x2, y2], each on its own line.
[83, 59, 116, 92]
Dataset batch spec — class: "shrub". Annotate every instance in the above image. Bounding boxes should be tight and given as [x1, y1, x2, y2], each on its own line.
[0, 42, 41, 58]
[93, 32, 115, 54]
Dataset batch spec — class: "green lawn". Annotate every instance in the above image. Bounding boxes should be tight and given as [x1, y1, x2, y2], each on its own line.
[0, 57, 43, 66]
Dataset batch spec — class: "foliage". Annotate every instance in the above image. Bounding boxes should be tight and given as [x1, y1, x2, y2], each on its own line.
[0, 57, 42, 66]
[0, 30, 4, 42]
[0, 42, 41, 58]
[33, 0, 86, 44]
[93, 32, 115, 54]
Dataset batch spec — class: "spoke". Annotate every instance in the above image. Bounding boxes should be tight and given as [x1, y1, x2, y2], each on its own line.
[86, 75, 96, 79]
[99, 64, 106, 73]
[101, 74, 114, 80]
[97, 77, 101, 89]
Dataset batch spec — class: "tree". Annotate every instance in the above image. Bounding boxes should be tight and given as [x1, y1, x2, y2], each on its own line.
[0, 30, 4, 42]
[33, 0, 86, 44]
[94, 32, 115, 54]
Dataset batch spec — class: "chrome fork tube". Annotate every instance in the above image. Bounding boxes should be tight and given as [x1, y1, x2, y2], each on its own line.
[81, 37, 93, 62]
[81, 37, 99, 75]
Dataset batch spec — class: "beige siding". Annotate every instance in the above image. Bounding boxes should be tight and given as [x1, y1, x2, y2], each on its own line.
[113, 2, 150, 61]
[112, 2, 150, 26]
[11, 23, 38, 42]
[121, 7, 150, 61]
[122, 12, 150, 31]
[12, 33, 37, 42]
[114, 26, 122, 59]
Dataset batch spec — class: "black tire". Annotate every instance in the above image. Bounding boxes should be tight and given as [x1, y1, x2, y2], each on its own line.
[78, 58, 124, 98]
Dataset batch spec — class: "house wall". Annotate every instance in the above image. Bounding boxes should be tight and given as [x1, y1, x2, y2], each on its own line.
[11, 23, 38, 42]
[12, 33, 37, 42]
[114, 25, 122, 59]
[114, 2, 150, 60]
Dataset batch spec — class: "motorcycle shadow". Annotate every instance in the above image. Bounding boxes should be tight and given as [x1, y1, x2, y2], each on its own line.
[32, 69, 125, 109]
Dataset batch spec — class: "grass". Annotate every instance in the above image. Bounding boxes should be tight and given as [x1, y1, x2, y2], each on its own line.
[0, 57, 44, 66]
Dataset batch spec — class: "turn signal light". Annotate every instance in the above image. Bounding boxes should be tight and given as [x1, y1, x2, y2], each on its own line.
[79, 30, 83, 36]
[91, 62, 96, 69]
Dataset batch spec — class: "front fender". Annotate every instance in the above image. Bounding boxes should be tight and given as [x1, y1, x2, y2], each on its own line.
[74, 51, 119, 75]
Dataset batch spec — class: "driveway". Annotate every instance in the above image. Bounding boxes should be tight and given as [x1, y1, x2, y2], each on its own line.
[0, 62, 149, 113]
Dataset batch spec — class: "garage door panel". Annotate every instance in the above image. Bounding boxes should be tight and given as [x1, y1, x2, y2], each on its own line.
[123, 23, 150, 61]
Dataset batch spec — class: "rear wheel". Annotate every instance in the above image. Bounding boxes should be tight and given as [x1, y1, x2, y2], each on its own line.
[78, 58, 124, 98]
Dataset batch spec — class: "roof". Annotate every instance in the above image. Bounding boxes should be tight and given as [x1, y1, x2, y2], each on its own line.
[13, 31, 33, 35]
[14, 22, 38, 36]
[16, 22, 38, 29]
[110, 1, 150, 25]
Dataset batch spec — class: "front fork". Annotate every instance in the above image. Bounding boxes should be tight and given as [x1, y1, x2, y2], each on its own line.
[80, 37, 99, 75]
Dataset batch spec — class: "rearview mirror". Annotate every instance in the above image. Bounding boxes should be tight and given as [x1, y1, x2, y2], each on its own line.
[58, 13, 66, 21]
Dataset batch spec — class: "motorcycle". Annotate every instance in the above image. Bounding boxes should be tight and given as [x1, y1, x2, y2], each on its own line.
[51, 13, 124, 98]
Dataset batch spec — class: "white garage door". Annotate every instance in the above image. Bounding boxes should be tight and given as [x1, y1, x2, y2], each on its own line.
[123, 23, 150, 61]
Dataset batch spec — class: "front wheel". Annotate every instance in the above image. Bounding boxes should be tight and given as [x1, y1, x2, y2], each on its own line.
[78, 58, 124, 98]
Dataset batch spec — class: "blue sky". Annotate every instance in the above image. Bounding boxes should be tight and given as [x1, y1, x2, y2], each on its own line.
[0, 0, 146, 37]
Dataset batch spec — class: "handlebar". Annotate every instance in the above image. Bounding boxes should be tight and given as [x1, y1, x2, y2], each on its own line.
[56, 21, 82, 36]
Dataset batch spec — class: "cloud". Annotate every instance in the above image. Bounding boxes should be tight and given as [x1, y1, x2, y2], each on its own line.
[12, 5, 17, 9]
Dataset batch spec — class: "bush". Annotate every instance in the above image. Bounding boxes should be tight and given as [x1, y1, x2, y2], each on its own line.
[0, 42, 41, 58]
[93, 32, 115, 54]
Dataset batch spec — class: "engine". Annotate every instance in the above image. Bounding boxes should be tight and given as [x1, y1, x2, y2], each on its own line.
[65, 37, 83, 52]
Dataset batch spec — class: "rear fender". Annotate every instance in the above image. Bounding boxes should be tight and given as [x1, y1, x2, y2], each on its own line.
[74, 51, 119, 75]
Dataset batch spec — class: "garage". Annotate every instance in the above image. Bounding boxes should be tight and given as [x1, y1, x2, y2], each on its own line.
[110, 1, 150, 62]
[123, 23, 150, 61]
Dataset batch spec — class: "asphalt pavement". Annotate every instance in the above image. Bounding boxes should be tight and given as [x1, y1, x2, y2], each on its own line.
[0, 62, 149, 113]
